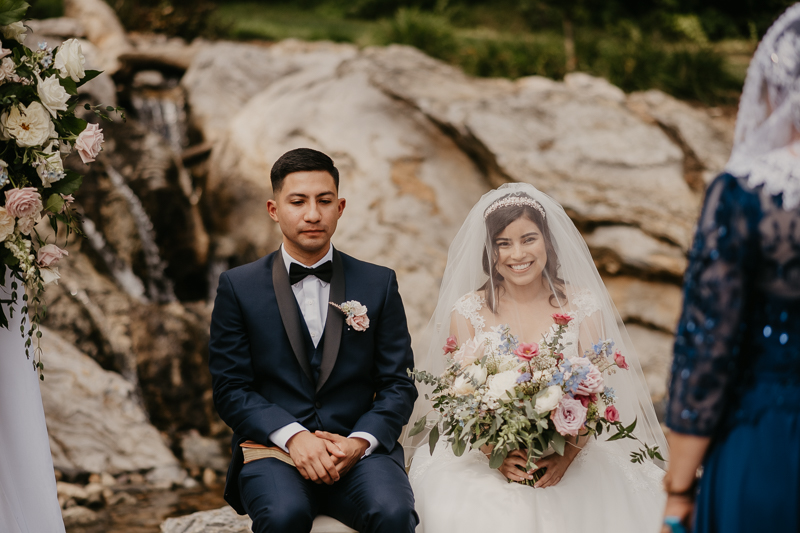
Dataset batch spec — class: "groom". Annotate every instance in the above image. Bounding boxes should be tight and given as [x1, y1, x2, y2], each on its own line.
[209, 148, 419, 533]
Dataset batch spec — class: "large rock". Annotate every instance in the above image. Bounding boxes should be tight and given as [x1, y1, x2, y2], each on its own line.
[361, 45, 702, 249]
[160, 506, 357, 533]
[604, 275, 684, 333]
[586, 225, 688, 278]
[627, 89, 734, 187]
[39, 327, 183, 477]
[199, 41, 489, 334]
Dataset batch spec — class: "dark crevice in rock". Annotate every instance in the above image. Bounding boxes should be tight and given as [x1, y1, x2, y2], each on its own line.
[651, 120, 707, 194]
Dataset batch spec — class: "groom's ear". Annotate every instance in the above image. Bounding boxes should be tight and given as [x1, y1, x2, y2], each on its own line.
[267, 199, 279, 222]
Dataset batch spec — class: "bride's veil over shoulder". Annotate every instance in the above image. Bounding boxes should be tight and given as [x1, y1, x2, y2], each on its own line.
[401, 182, 669, 465]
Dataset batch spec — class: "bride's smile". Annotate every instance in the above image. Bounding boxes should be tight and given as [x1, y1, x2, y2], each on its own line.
[494, 216, 548, 288]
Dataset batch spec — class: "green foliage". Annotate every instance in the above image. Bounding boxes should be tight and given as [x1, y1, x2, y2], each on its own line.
[378, 8, 459, 60]
[104, 0, 222, 40]
[0, 0, 28, 25]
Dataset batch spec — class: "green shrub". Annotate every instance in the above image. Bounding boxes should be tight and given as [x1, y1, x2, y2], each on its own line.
[377, 7, 459, 60]
[105, 0, 222, 40]
[455, 34, 566, 79]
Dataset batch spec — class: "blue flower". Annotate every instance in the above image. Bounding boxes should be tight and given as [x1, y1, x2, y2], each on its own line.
[517, 372, 531, 384]
[592, 342, 604, 355]
[603, 387, 616, 401]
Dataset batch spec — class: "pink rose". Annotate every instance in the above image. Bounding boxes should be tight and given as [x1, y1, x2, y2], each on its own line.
[604, 405, 620, 423]
[443, 335, 458, 355]
[75, 123, 103, 164]
[551, 396, 588, 436]
[614, 351, 629, 370]
[347, 314, 370, 332]
[453, 337, 484, 368]
[514, 342, 539, 361]
[577, 393, 597, 408]
[37, 243, 68, 267]
[5, 187, 42, 219]
[569, 357, 604, 395]
[552, 313, 573, 326]
[16, 215, 38, 235]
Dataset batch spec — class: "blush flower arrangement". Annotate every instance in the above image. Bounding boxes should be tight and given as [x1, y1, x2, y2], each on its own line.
[0, 2, 124, 378]
[408, 313, 663, 485]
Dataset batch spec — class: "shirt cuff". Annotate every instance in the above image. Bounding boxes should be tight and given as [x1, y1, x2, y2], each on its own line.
[348, 431, 379, 457]
[269, 422, 308, 453]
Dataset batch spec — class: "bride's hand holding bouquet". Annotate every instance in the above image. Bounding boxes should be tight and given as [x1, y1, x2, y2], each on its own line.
[408, 312, 663, 486]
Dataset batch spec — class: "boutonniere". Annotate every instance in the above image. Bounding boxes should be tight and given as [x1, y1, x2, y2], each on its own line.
[330, 300, 370, 331]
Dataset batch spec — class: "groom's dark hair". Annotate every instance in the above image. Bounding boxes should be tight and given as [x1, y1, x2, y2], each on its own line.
[270, 148, 340, 192]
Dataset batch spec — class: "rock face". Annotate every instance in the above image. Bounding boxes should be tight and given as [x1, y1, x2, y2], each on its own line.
[39, 327, 183, 477]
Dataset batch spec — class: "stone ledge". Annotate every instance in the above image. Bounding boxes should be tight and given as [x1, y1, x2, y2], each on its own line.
[160, 506, 358, 533]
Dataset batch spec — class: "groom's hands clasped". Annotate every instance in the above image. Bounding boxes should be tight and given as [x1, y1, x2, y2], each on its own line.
[286, 431, 347, 485]
[315, 430, 369, 476]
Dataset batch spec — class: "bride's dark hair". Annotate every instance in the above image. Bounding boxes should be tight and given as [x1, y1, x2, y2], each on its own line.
[481, 196, 566, 312]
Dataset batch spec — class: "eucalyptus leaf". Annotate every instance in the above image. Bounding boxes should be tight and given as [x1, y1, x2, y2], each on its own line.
[428, 424, 439, 455]
[488, 449, 505, 469]
[408, 415, 427, 437]
[44, 193, 64, 214]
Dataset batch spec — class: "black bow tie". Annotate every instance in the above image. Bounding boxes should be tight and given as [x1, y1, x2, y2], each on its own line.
[289, 261, 333, 285]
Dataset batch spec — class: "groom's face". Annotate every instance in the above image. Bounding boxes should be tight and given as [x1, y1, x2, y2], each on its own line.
[267, 170, 345, 262]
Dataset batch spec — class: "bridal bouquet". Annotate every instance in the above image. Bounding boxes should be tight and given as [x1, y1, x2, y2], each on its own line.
[0, 2, 123, 377]
[408, 313, 663, 484]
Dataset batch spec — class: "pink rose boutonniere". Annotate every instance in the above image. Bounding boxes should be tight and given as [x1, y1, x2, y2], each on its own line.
[330, 300, 370, 332]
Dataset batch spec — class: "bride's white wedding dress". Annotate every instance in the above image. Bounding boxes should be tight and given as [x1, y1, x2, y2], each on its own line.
[0, 272, 65, 532]
[409, 292, 665, 533]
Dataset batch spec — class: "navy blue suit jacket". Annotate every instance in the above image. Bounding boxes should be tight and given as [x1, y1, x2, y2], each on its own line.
[209, 249, 417, 513]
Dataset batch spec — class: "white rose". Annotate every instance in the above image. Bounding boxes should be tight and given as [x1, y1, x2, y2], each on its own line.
[0, 57, 17, 83]
[40, 266, 60, 285]
[452, 374, 476, 396]
[37, 74, 70, 117]
[534, 386, 564, 415]
[16, 214, 39, 235]
[463, 363, 488, 386]
[0, 207, 13, 241]
[54, 39, 85, 82]
[350, 303, 367, 316]
[485, 370, 519, 402]
[497, 354, 522, 372]
[1, 102, 55, 147]
[1, 22, 26, 43]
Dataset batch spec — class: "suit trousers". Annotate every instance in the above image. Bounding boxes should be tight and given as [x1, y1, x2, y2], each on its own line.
[238, 453, 418, 533]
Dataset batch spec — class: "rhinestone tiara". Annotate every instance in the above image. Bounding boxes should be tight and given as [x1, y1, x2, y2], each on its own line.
[483, 194, 546, 219]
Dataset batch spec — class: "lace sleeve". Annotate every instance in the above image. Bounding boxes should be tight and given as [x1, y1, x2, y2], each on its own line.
[453, 292, 486, 336]
[666, 174, 760, 436]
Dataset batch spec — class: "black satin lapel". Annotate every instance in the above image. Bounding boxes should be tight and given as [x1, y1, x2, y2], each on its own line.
[272, 253, 313, 383]
[317, 249, 345, 393]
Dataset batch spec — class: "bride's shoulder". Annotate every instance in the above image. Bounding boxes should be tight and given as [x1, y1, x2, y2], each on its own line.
[453, 291, 486, 314]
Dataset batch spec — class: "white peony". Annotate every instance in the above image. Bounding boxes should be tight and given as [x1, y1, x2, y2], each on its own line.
[534, 386, 564, 415]
[0, 207, 13, 241]
[40, 266, 60, 285]
[463, 363, 488, 386]
[485, 370, 519, 402]
[54, 39, 85, 82]
[452, 374, 477, 396]
[1, 102, 55, 147]
[1, 22, 26, 43]
[37, 74, 70, 117]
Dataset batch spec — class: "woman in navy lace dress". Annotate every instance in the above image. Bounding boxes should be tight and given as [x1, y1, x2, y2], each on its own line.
[661, 6, 800, 533]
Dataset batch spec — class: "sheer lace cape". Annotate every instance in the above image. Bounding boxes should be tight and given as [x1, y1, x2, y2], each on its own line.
[726, 4, 800, 208]
[401, 183, 668, 465]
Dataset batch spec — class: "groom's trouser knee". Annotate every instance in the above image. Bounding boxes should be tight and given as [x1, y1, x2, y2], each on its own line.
[239, 459, 316, 533]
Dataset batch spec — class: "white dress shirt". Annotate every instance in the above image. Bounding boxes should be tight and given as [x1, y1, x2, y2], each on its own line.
[269, 244, 378, 457]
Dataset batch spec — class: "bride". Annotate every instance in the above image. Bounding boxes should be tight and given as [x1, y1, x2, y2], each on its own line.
[404, 183, 667, 532]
